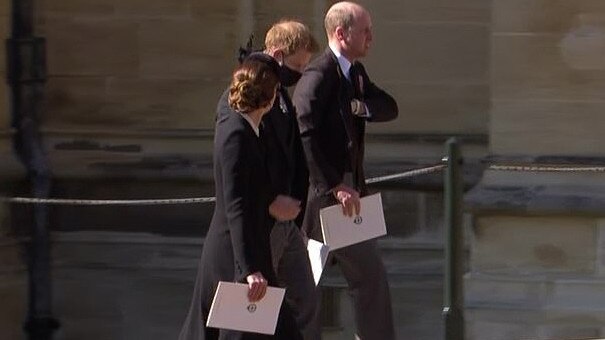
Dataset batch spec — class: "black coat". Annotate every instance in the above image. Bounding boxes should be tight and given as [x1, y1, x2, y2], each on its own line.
[217, 87, 309, 227]
[292, 47, 398, 240]
[260, 86, 309, 227]
[181, 101, 302, 340]
[202, 108, 275, 287]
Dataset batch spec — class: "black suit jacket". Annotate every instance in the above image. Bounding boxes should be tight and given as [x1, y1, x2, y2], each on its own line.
[292, 48, 398, 239]
[217, 87, 309, 227]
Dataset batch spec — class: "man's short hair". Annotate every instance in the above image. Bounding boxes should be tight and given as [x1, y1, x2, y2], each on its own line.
[324, 3, 356, 35]
[264, 20, 319, 56]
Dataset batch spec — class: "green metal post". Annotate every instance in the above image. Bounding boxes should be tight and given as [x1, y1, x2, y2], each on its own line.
[443, 138, 464, 340]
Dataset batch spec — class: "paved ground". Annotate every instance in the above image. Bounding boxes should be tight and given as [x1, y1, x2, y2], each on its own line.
[0, 232, 446, 340]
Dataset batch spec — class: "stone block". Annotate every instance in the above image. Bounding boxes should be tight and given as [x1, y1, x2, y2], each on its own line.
[466, 274, 548, 309]
[493, 0, 605, 33]
[467, 305, 605, 340]
[115, 0, 189, 17]
[42, 135, 212, 179]
[491, 100, 605, 156]
[138, 18, 239, 79]
[367, 22, 488, 84]
[361, 0, 489, 24]
[365, 82, 488, 134]
[105, 77, 228, 129]
[44, 19, 139, 76]
[492, 35, 605, 101]
[39, 0, 115, 17]
[467, 273, 605, 311]
[190, 0, 239, 20]
[471, 216, 596, 275]
[44, 76, 109, 127]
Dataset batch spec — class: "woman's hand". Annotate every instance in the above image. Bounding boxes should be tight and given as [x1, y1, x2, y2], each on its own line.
[246, 272, 268, 302]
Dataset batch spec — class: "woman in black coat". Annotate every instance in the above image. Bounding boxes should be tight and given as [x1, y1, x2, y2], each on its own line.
[178, 57, 302, 340]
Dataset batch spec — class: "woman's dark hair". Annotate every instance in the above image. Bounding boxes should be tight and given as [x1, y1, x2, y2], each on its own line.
[228, 59, 279, 114]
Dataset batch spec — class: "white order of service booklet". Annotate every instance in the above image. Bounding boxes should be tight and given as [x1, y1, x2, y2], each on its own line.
[319, 192, 387, 251]
[306, 238, 330, 285]
[206, 281, 286, 335]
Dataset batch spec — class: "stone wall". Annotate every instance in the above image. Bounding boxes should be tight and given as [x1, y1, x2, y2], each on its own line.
[490, 0, 605, 156]
[0, 0, 492, 182]
[465, 1, 605, 339]
[0, 0, 492, 339]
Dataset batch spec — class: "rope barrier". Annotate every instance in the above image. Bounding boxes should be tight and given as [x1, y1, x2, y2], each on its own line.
[365, 164, 447, 184]
[0, 197, 215, 206]
[489, 164, 605, 172]
[5, 162, 602, 205]
[0, 163, 447, 205]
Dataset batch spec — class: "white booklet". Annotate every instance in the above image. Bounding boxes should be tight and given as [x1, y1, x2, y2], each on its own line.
[306, 238, 330, 285]
[206, 281, 286, 335]
[320, 193, 387, 251]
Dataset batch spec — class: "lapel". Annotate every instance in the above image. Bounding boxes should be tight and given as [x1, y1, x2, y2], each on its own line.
[326, 48, 357, 148]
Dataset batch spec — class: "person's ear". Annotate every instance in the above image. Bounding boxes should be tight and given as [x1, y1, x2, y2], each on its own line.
[274, 50, 285, 64]
[335, 27, 346, 42]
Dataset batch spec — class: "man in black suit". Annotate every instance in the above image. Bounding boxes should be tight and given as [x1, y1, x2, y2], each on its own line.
[219, 21, 322, 340]
[293, 2, 398, 339]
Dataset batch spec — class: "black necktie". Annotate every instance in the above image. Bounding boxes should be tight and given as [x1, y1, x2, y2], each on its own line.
[350, 63, 363, 99]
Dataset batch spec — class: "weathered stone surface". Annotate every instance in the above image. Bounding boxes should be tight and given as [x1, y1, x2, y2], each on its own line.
[467, 304, 605, 340]
[0, 232, 446, 340]
[105, 77, 227, 129]
[138, 18, 239, 79]
[190, 1, 239, 20]
[41, 135, 212, 179]
[115, 0, 189, 17]
[493, 0, 605, 33]
[492, 35, 605, 101]
[365, 82, 488, 134]
[467, 273, 605, 310]
[44, 19, 139, 76]
[44, 77, 109, 127]
[471, 216, 596, 274]
[465, 169, 605, 216]
[368, 22, 488, 84]
[490, 100, 605, 156]
[361, 0, 489, 24]
[38, 0, 115, 17]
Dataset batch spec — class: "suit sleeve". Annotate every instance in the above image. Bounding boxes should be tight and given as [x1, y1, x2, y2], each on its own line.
[291, 122, 309, 227]
[359, 63, 399, 123]
[220, 128, 259, 282]
[293, 66, 342, 192]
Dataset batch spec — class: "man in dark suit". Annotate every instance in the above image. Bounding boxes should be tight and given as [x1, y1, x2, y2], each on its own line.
[293, 2, 399, 339]
[219, 21, 322, 340]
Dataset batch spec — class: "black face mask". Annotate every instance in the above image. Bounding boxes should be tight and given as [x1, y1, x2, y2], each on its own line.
[280, 64, 302, 87]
